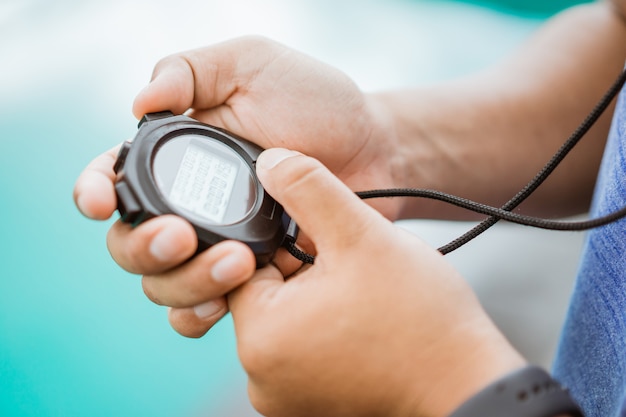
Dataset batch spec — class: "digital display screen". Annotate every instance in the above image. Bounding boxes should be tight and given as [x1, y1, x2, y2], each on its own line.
[168, 142, 239, 224]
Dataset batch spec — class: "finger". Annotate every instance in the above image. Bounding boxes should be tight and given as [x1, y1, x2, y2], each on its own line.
[132, 37, 273, 119]
[227, 263, 285, 323]
[142, 240, 256, 307]
[132, 55, 197, 118]
[271, 246, 309, 279]
[73, 145, 120, 220]
[255, 149, 385, 253]
[107, 215, 197, 275]
[167, 297, 229, 339]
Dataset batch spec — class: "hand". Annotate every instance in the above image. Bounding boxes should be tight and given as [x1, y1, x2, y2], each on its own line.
[220, 149, 524, 417]
[133, 36, 403, 219]
[73, 36, 404, 335]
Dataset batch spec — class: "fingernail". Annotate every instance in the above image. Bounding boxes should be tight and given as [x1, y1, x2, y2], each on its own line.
[150, 228, 185, 262]
[211, 252, 245, 284]
[257, 149, 301, 170]
[193, 300, 223, 320]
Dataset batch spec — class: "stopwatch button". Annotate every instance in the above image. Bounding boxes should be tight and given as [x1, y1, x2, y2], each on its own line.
[115, 181, 142, 224]
[138, 111, 175, 127]
[113, 141, 132, 174]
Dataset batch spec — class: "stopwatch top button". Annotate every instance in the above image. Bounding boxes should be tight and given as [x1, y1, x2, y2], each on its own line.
[138, 111, 175, 128]
[113, 141, 132, 174]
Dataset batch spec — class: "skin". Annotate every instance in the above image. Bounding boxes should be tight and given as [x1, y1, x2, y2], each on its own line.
[228, 149, 525, 417]
[380, 1, 626, 220]
[73, 1, 626, 416]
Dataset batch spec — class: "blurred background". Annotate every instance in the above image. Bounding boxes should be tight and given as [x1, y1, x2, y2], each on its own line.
[0, 0, 592, 415]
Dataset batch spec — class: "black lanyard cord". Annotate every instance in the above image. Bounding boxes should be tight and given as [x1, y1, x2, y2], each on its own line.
[438, 66, 626, 254]
[356, 188, 626, 231]
[285, 186, 626, 265]
[283, 67, 626, 264]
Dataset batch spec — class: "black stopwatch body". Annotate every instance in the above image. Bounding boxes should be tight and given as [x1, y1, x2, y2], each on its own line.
[113, 111, 288, 267]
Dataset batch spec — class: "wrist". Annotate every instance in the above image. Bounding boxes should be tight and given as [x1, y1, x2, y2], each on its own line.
[447, 366, 583, 417]
[396, 316, 527, 417]
[361, 92, 407, 220]
[367, 87, 484, 221]
[425, 341, 527, 417]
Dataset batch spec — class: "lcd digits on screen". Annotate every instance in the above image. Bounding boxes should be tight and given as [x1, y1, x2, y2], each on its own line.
[168, 142, 239, 224]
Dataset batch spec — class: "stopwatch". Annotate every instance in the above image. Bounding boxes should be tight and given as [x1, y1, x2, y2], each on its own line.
[113, 111, 289, 266]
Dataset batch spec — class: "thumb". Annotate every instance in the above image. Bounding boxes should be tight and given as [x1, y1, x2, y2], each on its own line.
[256, 148, 382, 253]
[132, 41, 241, 119]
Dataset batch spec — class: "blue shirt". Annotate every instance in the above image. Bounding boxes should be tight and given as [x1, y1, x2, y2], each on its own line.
[553, 82, 626, 417]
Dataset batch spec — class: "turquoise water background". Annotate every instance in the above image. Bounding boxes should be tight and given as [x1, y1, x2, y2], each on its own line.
[0, 0, 584, 415]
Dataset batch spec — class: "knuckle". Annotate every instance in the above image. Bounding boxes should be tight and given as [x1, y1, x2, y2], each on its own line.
[123, 235, 149, 273]
[153, 52, 186, 74]
[280, 165, 328, 211]
[235, 34, 277, 50]
[141, 276, 163, 305]
[106, 224, 141, 274]
[177, 256, 224, 304]
[280, 158, 326, 196]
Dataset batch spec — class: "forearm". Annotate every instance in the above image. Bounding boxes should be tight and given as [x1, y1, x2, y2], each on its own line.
[374, 1, 626, 220]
